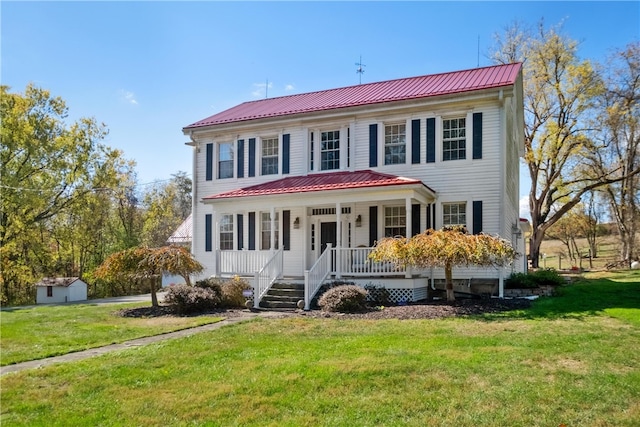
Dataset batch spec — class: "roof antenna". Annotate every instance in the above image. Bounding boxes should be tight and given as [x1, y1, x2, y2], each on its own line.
[265, 78, 269, 99]
[355, 55, 366, 84]
[477, 35, 480, 67]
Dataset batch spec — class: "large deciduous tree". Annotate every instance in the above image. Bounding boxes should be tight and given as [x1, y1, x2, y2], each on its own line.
[0, 84, 133, 304]
[370, 227, 517, 301]
[491, 23, 640, 267]
[591, 42, 640, 266]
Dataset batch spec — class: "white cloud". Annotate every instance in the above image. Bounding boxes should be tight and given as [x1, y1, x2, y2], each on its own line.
[119, 89, 138, 105]
[519, 195, 530, 220]
[284, 84, 295, 92]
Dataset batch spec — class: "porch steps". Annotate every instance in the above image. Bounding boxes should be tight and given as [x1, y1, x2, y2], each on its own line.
[259, 282, 304, 310]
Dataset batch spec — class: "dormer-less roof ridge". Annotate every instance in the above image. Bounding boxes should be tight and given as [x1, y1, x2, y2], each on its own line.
[184, 62, 522, 130]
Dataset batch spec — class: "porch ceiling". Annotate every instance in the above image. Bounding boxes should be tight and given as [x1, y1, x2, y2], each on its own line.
[202, 170, 436, 207]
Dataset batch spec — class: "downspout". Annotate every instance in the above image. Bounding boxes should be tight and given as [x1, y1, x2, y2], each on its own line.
[498, 89, 506, 299]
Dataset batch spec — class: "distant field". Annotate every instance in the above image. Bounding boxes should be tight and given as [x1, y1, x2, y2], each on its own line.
[538, 234, 627, 270]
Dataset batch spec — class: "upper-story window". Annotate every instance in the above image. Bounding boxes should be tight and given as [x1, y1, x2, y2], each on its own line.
[442, 118, 466, 161]
[219, 214, 234, 250]
[261, 137, 279, 175]
[320, 130, 340, 170]
[443, 202, 466, 227]
[384, 206, 406, 237]
[384, 123, 406, 165]
[218, 142, 234, 179]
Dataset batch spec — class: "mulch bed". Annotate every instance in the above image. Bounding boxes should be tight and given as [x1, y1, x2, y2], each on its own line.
[117, 298, 531, 320]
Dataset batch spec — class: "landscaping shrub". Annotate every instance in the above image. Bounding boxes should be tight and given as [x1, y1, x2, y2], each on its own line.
[164, 284, 220, 314]
[195, 277, 224, 301]
[220, 276, 252, 308]
[364, 283, 392, 306]
[311, 280, 356, 309]
[318, 284, 368, 313]
[506, 269, 566, 289]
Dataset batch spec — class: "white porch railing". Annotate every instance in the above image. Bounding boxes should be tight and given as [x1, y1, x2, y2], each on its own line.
[304, 243, 333, 310]
[218, 250, 273, 276]
[335, 247, 405, 277]
[253, 248, 284, 309]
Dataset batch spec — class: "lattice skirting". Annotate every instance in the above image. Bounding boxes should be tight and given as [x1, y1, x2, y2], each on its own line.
[383, 287, 428, 303]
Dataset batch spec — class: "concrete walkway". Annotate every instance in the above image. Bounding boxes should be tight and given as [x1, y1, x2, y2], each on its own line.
[1, 310, 288, 376]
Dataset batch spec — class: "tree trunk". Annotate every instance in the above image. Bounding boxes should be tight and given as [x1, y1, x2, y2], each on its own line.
[150, 277, 159, 307]
[529, 228, 545, 269]
[445, 264, 455, 301]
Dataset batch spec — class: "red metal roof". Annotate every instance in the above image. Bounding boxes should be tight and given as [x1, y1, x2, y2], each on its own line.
[185, 63, 521, 129]
[203, 170, 433, 200]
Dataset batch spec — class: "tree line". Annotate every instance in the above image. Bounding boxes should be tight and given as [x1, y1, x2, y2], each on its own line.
[1, 84, 192, 304]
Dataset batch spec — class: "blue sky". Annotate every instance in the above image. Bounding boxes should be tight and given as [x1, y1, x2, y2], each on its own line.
[2, 1, 639, 217]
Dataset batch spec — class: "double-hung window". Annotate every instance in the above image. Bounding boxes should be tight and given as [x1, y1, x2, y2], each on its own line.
[442, 118, 466, 161]
[320, 130, 340, 170]
[443, 203, 466, 227]
[219, 214, 234, 250]
[260, 212, 279, 250]
[261, 137, 279, 175]
[218, 142, 234, 179]
[384, 123, 406, 165]
[384, 206, 406, 237]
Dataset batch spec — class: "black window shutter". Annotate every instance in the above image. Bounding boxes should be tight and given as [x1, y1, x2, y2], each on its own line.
[283, 210, 290, 250]
[432, 204, 436, 230]
[369, 206, 378, 247]
[237, 214, 244, 250]
[237, 140, 244, 178]
[473, 201, 483, 235]
[205, 143, 213, 181]
[426, 118, 436, 163]
[248, 212, 256, 250]
[282, 134, 290, 174]
[369, 124, 378, 167]
[473, 112, 483, 159]
[248, 138, 256, 177]
[412, 204, 421, 236]
[411, 119, 421, 164]
[425, 204, 431, 229]
[205, 214, 212, 252]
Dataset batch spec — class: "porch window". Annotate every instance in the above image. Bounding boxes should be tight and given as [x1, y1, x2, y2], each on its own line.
[218, 142, 234, 179]
[443, 202, 466, 227]
[320, 130, 340, 170]
[443, 117, 466, 161]
[384, 206, 406, 237]
[384, 123, 406, 165]
[261, 212, 279, 250]
[219, 214, 234, 250]
[261, 137, 279, 175]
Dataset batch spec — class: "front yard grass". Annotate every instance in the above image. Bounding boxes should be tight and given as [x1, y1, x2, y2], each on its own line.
[0, 302, 223, 366]
[1, 271, 639, 426]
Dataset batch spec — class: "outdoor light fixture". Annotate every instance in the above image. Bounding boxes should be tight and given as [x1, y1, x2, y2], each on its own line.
[512, 224, 522, 239]
[355, 215, 362, 227]
[293, 217, 300, 229]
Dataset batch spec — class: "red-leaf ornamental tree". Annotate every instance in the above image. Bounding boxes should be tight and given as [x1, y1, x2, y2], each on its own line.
[369, 226, 518, 301]
[95, 245, 203, 307]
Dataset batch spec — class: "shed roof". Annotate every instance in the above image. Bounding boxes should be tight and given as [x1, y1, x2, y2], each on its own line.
[167, 213, 192, 244]
[203, 170, 433, 200]
[185, 63, 522, 129]
[35, 277, 84, 287]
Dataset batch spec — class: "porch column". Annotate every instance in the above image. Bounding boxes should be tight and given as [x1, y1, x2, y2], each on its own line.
[270, 206, 276, 251]
[212, 210, 219, 276]
[336, 202, 342, 278]
[405, 197, 412, 279]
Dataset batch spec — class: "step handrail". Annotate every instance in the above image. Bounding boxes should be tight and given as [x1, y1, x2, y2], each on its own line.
[253, 248, 284, 309]
[303, 243, 333, 310]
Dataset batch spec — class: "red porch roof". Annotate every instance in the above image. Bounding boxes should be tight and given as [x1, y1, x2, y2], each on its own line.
[185, 63, 521, 130]
[203, 170, 434, 201]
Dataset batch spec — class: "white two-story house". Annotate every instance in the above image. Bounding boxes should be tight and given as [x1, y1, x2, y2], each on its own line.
[183, 63, 525, 308]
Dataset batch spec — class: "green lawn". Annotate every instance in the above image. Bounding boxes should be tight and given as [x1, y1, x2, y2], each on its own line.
[0, 302, 223, 366]
[1, 271, 639, 426]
